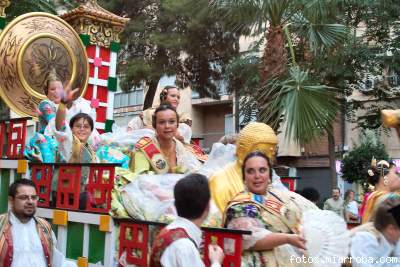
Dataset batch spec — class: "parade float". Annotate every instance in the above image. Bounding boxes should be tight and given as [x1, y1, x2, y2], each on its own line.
[0, 1, 248, 266]
[0, 1, 354, 267]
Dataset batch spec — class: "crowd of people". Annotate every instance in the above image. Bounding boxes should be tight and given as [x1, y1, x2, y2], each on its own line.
[1, 70, 400, 267]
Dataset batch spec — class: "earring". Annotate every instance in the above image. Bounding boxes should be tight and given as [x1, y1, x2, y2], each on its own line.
[384, 176, 389, 186]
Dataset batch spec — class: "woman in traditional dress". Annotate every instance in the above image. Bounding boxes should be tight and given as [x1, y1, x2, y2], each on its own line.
[24, 70, 63, 162]
[53, 84, 98, 209]
[127, 86, 192, 145]
[111, 105, 202, 219]
[223, 151, 316, 267]
[362, 159, 400, 223]
[131, 104, 201, 175]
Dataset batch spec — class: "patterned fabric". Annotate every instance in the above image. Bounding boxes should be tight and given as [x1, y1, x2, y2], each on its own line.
[225, 203, 262, 225]
[150, 227, 191, 267]
[67, 135, 98, 189]
[25, 99, 59, 163]
[184, 143, 208, 162]
[362, 191, 400, 223]
[24, 133, 60, 163]
[0, 213, 53, 267]
[131, 137, 201, 175]
[96, 145, 130, 168]
[135, 137, 169, 174]
[223, 190, 313, 267]
[37, 100, 57, 134]
[224, 190, 301, 234]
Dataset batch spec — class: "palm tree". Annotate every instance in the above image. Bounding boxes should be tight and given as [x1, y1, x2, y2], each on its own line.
[216, 0, 349, 186]
[213, 0, 347, 81]
[217, 0, 347, 142]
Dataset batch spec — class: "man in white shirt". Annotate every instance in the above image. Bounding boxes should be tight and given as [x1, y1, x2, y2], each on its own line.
[0, 179, 76, 267]
[150, 173, 224, 267]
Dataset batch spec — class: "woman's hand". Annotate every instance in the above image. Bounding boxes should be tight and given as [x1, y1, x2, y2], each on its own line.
[286, 234, 306, 250]
[55, 81, 79, 130]
[60, 81, 80, 105]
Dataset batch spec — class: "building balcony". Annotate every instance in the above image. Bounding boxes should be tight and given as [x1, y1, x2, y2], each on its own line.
[191, 88, 233, 106]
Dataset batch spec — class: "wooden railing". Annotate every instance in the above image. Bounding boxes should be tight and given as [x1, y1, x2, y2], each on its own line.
[30, 162, 118, 213]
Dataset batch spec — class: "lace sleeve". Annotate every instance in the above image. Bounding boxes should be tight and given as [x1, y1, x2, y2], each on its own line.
[227, 216, 271, 250]
[53, 124, 73, 162]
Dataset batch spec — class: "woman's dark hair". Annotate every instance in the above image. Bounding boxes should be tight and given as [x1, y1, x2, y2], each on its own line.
[174, 173, 210, 219]
[8, 178, 37, 198]
[69, 113, 94, 131]
[152, 104, 179, 129]
[159, 85, 179, 103]
[366, 161, 395, 186]
[241, 151, 273, 181]
[344, 189, 355, 202]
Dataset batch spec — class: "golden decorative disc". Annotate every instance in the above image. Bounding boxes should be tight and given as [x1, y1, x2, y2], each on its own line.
[0, 12, 89, 118]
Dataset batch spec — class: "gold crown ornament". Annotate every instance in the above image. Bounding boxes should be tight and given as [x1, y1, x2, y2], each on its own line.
[381, 109, 400, 128]
[236, 122, 278, 164]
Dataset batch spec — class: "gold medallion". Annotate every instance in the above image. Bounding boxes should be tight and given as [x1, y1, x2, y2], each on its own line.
[0, 12, 89, 118]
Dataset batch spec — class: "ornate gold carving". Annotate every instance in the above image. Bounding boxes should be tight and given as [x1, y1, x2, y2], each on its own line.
[60, 0, 129, 48]
[0, 0, 10, 18]
[236, 122, 278, 163]
[18, 34, 76, 99]
[0, 12, 89, 118]
[69, 18, 124, 47]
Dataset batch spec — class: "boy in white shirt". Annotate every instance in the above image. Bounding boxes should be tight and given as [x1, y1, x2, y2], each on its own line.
[150, 173, 224, 267]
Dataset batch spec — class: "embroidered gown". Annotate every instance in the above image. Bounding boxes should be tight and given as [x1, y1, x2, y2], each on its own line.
[223, 188, 317, 267]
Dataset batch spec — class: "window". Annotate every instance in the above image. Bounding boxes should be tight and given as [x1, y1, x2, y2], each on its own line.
[114, 89, 144, 108]
[224, 114, 234, 135]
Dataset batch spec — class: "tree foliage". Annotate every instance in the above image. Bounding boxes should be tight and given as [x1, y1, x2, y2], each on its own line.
[341, 134, 389, 187]
[219, 0, 345, 143]
[336, 0, 400, 130]
[5, 0, 56, 22]
[222, 0, 400, 143]
[99, 0, 242, 109]
[5, 0, 76, 22]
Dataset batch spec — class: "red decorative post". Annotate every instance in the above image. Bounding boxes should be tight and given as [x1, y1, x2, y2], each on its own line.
[31, 164, 53, 207]
[85, 164, 115, 212]
[60, 0, 129, 133]
[6, 118, 28, 158]
[56, 165, 82, 210]
[119, 222, 149, 267]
